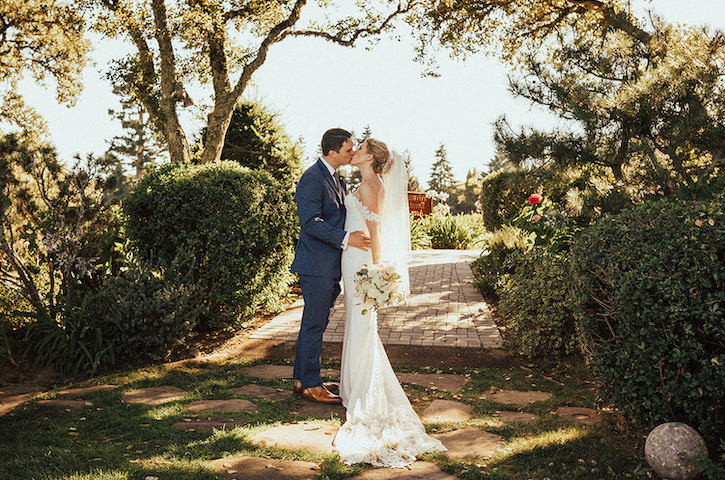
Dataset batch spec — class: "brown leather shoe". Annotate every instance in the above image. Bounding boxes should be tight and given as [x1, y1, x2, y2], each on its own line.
[302, 385, 342, 404]
[294, 379, 339, 395]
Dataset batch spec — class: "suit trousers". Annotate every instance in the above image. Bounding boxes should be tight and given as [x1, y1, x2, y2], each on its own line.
[293, 274, 341, 388]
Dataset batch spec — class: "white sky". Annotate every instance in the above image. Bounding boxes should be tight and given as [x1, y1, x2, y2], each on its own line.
[14, 0, 725, 188]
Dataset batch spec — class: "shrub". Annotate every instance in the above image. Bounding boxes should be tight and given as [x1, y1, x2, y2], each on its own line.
[425, 213, 485, 250]
[123, 161, 296, 328]
[497, 248, 580, 358]
[479, 169, 539, 231]
[23, 296, 114, 378]
[410, 217, 431, 250]
[470, 225, 528, 298]
[571, 200, 725, 444]
[93, 256, 202, 362]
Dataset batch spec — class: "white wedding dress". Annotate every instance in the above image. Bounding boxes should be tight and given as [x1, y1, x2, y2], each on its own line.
[334, 193, 446, 467]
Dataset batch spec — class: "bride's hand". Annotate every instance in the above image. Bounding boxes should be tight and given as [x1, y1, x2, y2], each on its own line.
[348, 231, 371, 251]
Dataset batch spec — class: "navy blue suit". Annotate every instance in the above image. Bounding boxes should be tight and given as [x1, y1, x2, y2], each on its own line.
[291, 159, 347, 388]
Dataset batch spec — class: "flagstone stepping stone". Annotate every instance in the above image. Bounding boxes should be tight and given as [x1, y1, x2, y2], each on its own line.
[249, 422, 338, 453]
[57, 385, 117, 397]
[0, 385, 44, 416]
[185, 399, 258, 413]
[209, 456, 321, 480]
[35, 399, 92, 411]
[396, 373, 467, 393]
[172, 417, 248, 431]
[556, 406, 602, 425]
[493, 411, 540, 423]
[122, 386, 187, 406]
[421, 399, 473, 423]
[235, 364, 339, 380]
[292, 402, 346, 418]
[351, 461, 459, 479]
[478, 389, 551, 405]
[431, 428, 505, 459]
[230, 384, 293, 401]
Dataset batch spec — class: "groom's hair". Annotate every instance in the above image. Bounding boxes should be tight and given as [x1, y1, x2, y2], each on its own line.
[321, 128, 352, 156]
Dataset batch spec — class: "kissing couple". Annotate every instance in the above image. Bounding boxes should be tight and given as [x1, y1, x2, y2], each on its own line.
[290, 128, 446, 467]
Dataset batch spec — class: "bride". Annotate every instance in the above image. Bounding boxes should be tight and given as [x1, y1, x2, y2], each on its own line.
[333, 138, 446, 467]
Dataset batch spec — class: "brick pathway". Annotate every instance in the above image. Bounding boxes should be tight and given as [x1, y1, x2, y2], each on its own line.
[250, 250, 502, 349]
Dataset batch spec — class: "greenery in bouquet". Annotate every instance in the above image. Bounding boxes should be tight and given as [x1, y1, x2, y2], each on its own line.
[354, 263, 405, 315]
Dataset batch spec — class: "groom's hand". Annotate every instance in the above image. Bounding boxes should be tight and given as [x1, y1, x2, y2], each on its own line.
[348, 231, 371, 250]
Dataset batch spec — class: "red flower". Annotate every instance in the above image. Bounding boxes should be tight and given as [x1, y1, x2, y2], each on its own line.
[528, 194, 543, 205]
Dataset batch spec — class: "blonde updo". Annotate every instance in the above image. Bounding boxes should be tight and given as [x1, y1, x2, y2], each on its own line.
[367, 138, 391, 174]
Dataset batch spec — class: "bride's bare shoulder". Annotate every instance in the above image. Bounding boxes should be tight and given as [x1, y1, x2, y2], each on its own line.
[356, 178, 383, 212]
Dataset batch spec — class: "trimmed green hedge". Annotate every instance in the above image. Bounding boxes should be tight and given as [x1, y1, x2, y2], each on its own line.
[123, 161, 296, 328]
[571, 200, 725, 444]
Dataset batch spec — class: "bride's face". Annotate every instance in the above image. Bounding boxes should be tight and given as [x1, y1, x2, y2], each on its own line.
[351, 141, 373, 167]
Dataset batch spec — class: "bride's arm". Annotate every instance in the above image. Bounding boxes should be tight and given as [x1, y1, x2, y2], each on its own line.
[358, 182, 383, 263]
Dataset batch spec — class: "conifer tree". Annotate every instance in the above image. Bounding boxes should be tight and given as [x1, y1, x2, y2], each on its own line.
[428, 143, 454, 192]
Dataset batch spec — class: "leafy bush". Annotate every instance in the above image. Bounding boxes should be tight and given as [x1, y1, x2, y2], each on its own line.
[571, 200, 725, 444]
[470, 225, 528, 297]
[93, 256, 202, 362]
[497, 248, 580, 358]
[217, 100, 304, 189]
[410, 217, 431, 250]
[479, 169, 539, 231]
[425, 212, 485, 250]
[23, 296, 114, 378]
[123, 161, 296, 327]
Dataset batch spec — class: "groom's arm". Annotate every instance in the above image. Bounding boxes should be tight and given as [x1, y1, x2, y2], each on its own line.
[296, 174, 347, 248]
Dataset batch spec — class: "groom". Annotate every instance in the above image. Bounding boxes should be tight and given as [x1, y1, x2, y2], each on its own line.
[291, 128, 371, 403]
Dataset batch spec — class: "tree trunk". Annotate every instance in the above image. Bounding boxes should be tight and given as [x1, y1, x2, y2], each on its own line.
[199, 96, 236, 164]
[151, 0, 190, 164]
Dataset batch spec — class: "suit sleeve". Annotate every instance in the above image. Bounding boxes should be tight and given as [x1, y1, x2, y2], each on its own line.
[296, 174, 347, 248]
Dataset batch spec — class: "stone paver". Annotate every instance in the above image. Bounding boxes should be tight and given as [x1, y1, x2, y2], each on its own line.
[35, 399, 92, 411]
[250, 250, 502, 349]
[494, 411, 540, 423]
[173, 417, 248, 431]
[396, 372, 467, 393]
[351, 461, 459, 479]
[421, 399, 473, 423]
[556, 406, 602, 425]
[292, 402, 346, 418]
[209, 456, 321, 480]
[479, 389, 552, 404]
[431, 428, 505, 459]
[185, 399, 258, 413]
[0, 385, 44, 415]
[249, 422, 338, 453]
[235, 365, 339, 381]
[57, 385, 117, 397]
[231, 384, 293, 401]
[122, 386, 187, 406]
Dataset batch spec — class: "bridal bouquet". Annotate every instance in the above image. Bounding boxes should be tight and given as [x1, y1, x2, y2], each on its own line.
[354, 263, 406, 314]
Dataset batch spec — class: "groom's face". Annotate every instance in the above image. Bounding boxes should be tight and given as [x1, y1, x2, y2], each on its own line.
[329, 138, 354, 168]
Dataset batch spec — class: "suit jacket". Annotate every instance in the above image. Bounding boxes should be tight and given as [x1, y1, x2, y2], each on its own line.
[291, 158, 347, 278]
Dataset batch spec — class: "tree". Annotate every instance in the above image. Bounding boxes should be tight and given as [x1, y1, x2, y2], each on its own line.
[493, 17, 725, 192]
[402, 150, 421, 192]
[107, 86, 168, 179]
[216, 100, 303, 189]
[0, 0, 90, 136]
[428, 143, 454, 192]
[92, 0, 423, 165]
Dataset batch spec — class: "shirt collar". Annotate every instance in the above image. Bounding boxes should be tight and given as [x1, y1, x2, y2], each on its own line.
[320, 157, 337, 176]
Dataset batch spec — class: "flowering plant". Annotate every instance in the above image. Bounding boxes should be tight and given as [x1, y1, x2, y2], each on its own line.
[354, 263, 406, 314]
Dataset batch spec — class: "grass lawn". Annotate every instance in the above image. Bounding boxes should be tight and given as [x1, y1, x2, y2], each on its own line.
[0, 355, 654, 480]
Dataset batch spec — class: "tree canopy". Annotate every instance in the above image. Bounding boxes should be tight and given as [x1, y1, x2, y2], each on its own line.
[0, 0, 90, 136]
[91, 0, 425, 165]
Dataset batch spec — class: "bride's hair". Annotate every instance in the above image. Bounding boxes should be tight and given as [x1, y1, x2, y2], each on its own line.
[367, 138, 391, 174]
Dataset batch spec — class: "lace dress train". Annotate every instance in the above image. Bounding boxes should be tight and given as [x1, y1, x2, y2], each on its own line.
[334, 193, 446, 468]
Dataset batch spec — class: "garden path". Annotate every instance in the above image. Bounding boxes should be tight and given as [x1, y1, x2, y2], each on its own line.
[250, 249, 502, 349]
